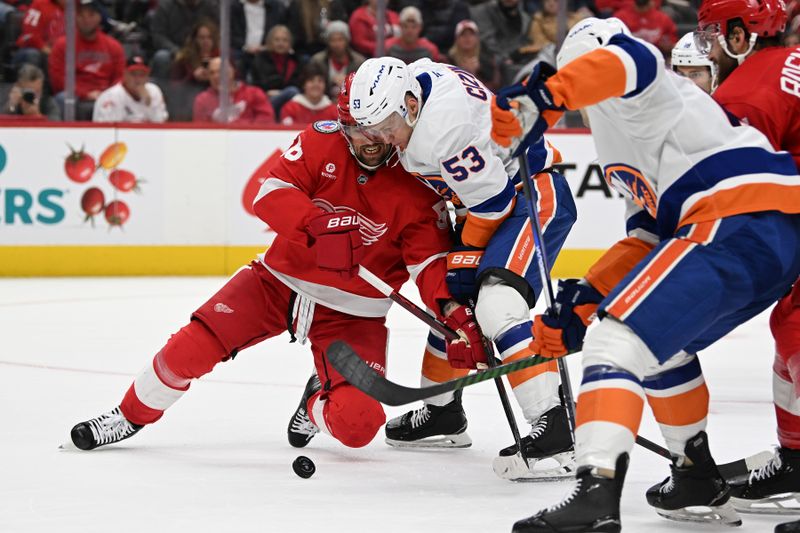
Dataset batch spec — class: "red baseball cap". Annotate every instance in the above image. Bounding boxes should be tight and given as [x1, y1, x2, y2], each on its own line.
[126, 56, 150, 73]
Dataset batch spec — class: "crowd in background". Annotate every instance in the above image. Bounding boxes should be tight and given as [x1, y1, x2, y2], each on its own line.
[0, 0, 797, 124]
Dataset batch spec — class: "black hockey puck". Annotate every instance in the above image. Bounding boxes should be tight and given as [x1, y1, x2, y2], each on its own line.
[292, 455, 315, 478]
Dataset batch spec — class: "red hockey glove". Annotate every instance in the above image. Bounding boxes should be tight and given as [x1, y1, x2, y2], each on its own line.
[443, 305, 489, 369]
[530, 279, 603, 358]
[307, 212, 364, 280]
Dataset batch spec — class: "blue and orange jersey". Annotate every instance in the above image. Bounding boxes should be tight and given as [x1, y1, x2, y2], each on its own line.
[400, 58, 562, 248]
[540, 33, 800, 243]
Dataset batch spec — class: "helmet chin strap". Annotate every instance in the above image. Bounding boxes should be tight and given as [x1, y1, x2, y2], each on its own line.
[718, 32, 757, 65]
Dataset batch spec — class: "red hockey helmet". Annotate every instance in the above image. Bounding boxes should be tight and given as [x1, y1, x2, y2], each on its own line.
[338, 72, 393, 171]
[697, 0, 788, 40]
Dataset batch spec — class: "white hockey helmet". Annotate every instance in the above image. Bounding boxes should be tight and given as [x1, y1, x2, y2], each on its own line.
[557, 17, 631, 68]
[672, 33, 716, 71]
[349, 57, 422, 128]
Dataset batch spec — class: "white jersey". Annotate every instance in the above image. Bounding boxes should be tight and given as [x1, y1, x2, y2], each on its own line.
[544, 33, 800, 242]
[92, 82, 168, 124]
[401, 59, 558, 247]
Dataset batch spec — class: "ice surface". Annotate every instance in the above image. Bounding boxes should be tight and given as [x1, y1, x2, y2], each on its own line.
[0, 277, 794, 532]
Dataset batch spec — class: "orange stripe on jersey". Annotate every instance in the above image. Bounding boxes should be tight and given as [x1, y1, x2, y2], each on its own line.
[462, 198, 517, 248]
[507, 220, 534, 276]
[545, 140, 563, 165]
[646, 383, 709, 426]
[679, 183, 800, 230]
[545, 49, 628, 110]
[575, 388, 645, 435]
[585, 237, 656, 297]
[503, 347, 558, 388]
[534, 172, 556, 231]
[605, 239, 694, 320]
[421, 350, 469, 383]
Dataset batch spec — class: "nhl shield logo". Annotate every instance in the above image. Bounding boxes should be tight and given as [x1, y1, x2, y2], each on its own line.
[357, 174, 369, 185]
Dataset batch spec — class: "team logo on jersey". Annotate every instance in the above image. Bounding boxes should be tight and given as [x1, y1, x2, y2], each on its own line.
[313, 120, 339, 134]
[604, 163, 657, 217]
[312, 198, 387, 245]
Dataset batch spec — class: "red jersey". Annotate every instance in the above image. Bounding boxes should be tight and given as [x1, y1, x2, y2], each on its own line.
[253, 121, 452, 317]
[613, 6, 677, 50]
[279, 95, 337, 126]
[713, 46, 800, 170]
[349, 6, 400, 57]
[16, 0, 64, 51]
[49, 30, 125, 99]
[193, 83, 276, 124]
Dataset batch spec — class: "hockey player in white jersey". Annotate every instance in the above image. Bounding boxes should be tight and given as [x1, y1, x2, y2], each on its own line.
[348, 57, 578, 480]
[671, 32, 717, 94]
[491, 17, 800, 532]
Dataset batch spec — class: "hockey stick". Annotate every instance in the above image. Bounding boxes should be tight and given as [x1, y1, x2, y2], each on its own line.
[326, 340, 773, 482]
[357, 265, 529, 465]
[516, 153, 577, 437]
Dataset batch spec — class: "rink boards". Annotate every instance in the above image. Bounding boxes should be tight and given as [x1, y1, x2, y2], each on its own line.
[0, 123, 625, 277]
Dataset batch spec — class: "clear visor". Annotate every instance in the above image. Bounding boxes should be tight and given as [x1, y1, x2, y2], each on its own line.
[693, 23, 721, 55]
[355, 112, 406, 144]
[340, 123, 374, 144]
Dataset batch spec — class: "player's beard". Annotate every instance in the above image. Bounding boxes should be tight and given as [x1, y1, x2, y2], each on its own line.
[357, 143, 392, 168]
[714, 53, 738, 86]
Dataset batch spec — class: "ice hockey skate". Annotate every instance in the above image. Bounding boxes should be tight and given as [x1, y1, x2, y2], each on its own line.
[493, 405, 575, 482]
[384, 390, 471, 448]
[512, 453, 629, 533]
[646, 431, 741, 526]
[68, 406, 143, 451]
[729, 447, 800, 514]
[287, 373, 321, 448]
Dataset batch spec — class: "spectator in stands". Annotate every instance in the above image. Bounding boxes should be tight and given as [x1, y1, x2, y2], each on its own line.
[385, 6, 440, 63]
[518, 0, 585, 56]
[150, 0, 219, 80]
[614, 0, 677, 56]
[13, 0, 65, 70]
[171, 19, 220, 88]
[470, 0, 530, 83]
[193, 57, 275, 123]
[287, 0, 349, 58]
[786, 31, 800, 47]
[309, 20, 365, 99]
[447, 19, 499, 91]
[415, 0, 470, 53]
[49, 0, 125, 119]
[252, 24, 303, 116]
[1, 64, 60, 120]
[231, 0, 286, 82]
[93, 55, 168, 123]
[349, 0, 400, 57]
[279, 62, 336, 125]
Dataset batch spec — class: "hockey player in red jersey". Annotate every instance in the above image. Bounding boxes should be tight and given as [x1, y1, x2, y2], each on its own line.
[68, 73, 487, 452]
[698, 0, 800, 523]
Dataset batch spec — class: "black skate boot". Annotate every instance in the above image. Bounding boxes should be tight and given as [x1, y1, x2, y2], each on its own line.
[729, 447, 800, 514]
[384, 390, 471, 448]
[70, 406, 143, 451]
[777, 519, 800, 532]
[512, 453, 629, 533]
[646, 431, 741, 526]
[287, 373, 321, 448]
[493, 405, 575, 481]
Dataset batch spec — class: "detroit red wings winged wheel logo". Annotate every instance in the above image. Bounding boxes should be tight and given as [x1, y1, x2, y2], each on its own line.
[311, 198, 387, 245]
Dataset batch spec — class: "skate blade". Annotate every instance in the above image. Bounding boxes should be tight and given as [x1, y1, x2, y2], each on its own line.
[493, 451, 575, 482]
[655, 501, 742, 527]
[385, 432, 472, 449]
[731, 493, 800, 515]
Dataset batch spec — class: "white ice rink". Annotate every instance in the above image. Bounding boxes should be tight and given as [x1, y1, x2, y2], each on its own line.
[1, 276, 797, 533]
